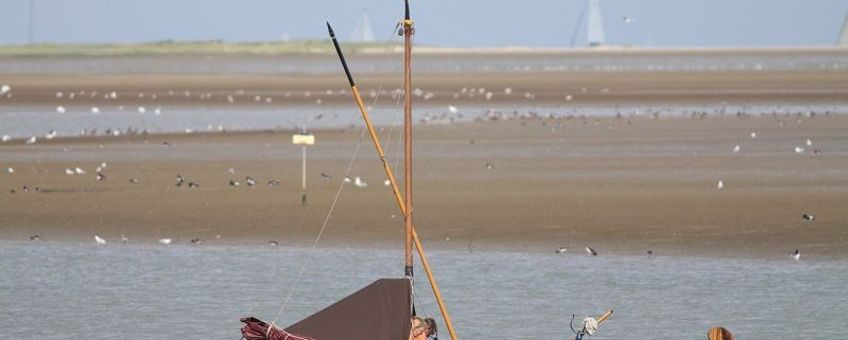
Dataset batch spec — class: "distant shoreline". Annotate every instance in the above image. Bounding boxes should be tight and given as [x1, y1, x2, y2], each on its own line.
[1, 40, 846, 57]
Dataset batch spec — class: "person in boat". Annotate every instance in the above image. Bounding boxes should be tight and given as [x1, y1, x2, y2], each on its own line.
[409, 316, 428, 340]
[424, 317, 438, 340]
[707, 326, 733, 340]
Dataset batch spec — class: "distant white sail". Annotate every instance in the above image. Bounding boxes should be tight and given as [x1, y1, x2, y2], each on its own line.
[587, 0, 605, 47]
[350, 12, 375, 42]
[839, 12, 848, 46]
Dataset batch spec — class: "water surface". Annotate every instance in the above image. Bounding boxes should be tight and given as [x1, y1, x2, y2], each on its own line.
[2, 241, 845, 339]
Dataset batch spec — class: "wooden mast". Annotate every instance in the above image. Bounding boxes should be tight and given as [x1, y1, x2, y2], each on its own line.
[402, 0, 414, 279]
[327, 2, 459, 336]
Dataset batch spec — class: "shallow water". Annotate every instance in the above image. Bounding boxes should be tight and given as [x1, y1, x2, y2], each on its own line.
[2, 103, 846, 140]
[1, 241, 846, 339]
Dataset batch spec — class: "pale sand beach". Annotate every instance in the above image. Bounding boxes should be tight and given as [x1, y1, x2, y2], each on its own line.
[2, 113, 847, 259]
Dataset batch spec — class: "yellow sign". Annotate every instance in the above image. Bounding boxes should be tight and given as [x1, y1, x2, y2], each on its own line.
[292, 134, 315, 145]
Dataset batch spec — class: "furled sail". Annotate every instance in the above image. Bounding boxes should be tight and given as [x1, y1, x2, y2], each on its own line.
[241, 278, 412, 340]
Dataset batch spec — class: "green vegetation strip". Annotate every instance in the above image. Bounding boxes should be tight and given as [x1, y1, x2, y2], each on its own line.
[0, 40, 396, 57]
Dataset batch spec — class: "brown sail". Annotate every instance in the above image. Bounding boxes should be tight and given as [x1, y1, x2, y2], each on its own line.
[241, 278, 411, 340]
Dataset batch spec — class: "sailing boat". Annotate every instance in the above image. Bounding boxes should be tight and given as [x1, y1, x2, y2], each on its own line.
[240, 1, 458, 339]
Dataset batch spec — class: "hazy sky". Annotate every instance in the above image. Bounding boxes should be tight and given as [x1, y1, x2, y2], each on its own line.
[1, 0, 846, 47]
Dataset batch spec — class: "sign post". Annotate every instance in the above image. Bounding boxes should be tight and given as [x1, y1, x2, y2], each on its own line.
[292, 131, 315, 205]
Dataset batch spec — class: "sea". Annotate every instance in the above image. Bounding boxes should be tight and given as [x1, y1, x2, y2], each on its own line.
[1, 241, 846, 339]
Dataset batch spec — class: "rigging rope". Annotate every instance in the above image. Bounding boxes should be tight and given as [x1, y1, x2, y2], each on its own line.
[269, 23, 404, 327]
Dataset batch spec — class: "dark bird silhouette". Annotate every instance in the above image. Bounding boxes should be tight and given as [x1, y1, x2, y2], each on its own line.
[802, 213, 815, 221]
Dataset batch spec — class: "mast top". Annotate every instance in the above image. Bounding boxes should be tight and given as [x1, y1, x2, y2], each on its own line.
[403, 0, 413, 26]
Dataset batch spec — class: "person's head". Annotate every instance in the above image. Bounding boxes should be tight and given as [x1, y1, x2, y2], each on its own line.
[409, 317, 427, 340]
[423, 317, 437, 338]
[707, 327, 733, 340]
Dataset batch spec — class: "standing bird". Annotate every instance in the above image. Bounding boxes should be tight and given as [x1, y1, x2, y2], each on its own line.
[792, 250, 801, 262]
[94, 235, 107, 245]
[555, 247, 567, 254]
[802, 213, 815, 222]
[245, 176, 256, 186]
[176, 174, 185, 187]
[121, 235, 129, 244]
[96, 172, 105, 182]
[585, 246, 598, 256]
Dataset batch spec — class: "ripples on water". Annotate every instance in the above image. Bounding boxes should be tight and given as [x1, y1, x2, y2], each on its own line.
[1, 241, 846, 339]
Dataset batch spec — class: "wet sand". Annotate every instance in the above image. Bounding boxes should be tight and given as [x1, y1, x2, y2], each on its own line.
[3, 69, 848, 107]
[2, 113, 847, 260]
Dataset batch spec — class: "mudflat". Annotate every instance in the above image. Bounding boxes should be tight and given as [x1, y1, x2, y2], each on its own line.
[2, 113, 846, 260]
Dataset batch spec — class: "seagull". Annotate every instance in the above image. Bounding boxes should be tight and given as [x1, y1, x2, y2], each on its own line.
[268, 240, 279, 247]
[121, 235, 129, 243]
[129, 178, 139, 184]
[176, 174, 185, 187]
[1, 135, 10, 142]
[229, 179, 241, 187]
[622, 16, 632, 23]
[94, 235, 107, 245]
[354, 177, 368, 188]
[802, 213, 815, 221]
[25, 136, 36, 144]
[806, 139, 812, 146]
[555, 247, 567, 254]
[343, 176, 352, 183]
[188, 182, 199, 188]
[245, 176, 256, 186]
[448, 105, 459, 114]
[585, 246, 598, 256]
[30, 235, 40, 241]
[158, 238, 172, 245]
[65, 168, 75, 175]
[56, 105, 66, 113]
[732, 144, 740, 153]
[96, 172, 105, 182]
[794, 146, 805, 154]
[792, 249, 801, 262]
[91, 107, 100, 114]
[717, 180, 724, 189]
[190, 238, 203, 245]
[0, 84, 10, 94]
[750, 132, 757, 139]
[5, 167, 13, 174]
[384, 179, 391, 186]
[74, 167, 86, 175]
[267, 179, 280, 186]
[227, 168, 236, 174]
